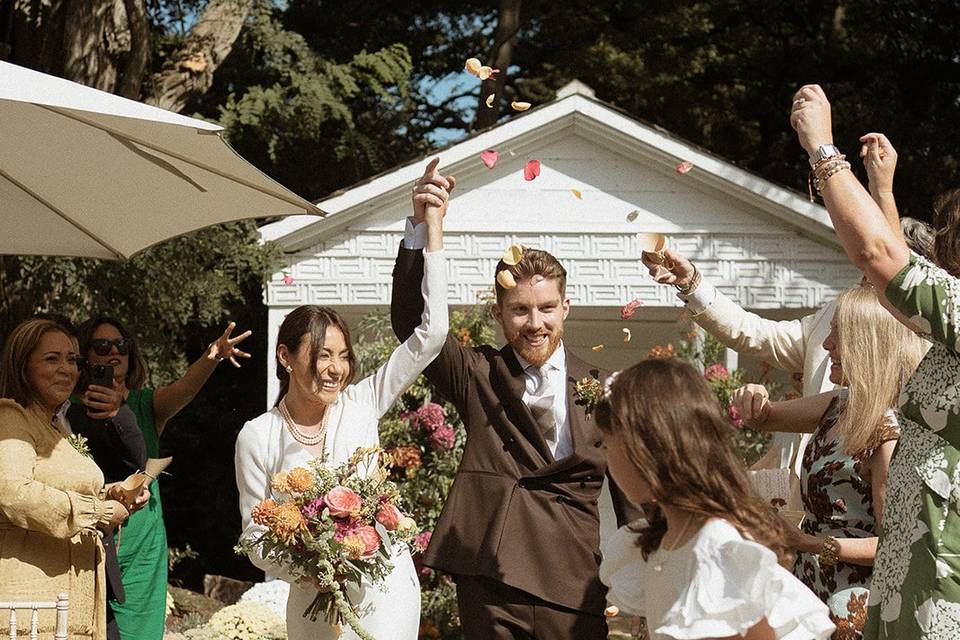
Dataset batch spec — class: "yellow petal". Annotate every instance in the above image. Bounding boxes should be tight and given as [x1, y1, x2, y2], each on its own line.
[604, 605, 619, 618]
[501, 244, 524, 266]
[622, 328, 632, 343]
[636, 232, 666, 253]
[626, 209, 639, 222]
[464, 58, 482, 75]
[571, 188, 582, 199]
[485, 93, 495, 108]
[496, 269, 517, 289]
[511, 101, 531, 112]
[592, 344, 605, 352]
[477, 65, 494, 80]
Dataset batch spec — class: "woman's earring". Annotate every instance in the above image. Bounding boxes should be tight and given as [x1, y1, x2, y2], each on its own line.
[285, 365, 293, 373]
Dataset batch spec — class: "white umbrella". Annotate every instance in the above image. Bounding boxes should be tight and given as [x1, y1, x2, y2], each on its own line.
[0, 61, 323, 260]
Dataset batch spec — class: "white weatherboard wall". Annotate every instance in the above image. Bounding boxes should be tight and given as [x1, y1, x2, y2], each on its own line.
[261, 84, 859, 406]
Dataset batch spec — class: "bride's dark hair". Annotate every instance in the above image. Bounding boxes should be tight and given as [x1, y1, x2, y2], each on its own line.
[595, 358, 790, 561]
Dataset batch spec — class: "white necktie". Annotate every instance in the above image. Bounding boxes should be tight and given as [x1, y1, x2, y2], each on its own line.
[528, 365, 557, 444]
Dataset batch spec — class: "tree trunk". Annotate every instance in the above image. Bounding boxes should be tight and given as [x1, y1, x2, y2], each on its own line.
[144, 0, 253, 113]
[61, 0, 128, 91]
[474, 0, 521, 131]
[116, 0, 149, 99]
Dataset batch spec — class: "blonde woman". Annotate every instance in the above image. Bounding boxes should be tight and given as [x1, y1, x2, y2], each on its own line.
[732, 286, 928, 638]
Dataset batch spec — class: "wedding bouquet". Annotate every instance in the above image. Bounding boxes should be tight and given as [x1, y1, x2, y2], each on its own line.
[236, 447, 420, 640]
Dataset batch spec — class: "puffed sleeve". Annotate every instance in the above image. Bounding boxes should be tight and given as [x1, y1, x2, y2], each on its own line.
[234, 416, 298, 583]
[0, 400, 111, 537]
[348, 248, 449, 415]
[885, 252, 960, 352]
[658, 521, 835, 639]
[599, 519, 647, 616]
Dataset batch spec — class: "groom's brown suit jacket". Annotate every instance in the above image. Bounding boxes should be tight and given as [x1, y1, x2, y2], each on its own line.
[392, 245, 640, 614]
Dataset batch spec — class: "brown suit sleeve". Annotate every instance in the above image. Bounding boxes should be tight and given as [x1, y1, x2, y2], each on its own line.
[391, 243, 482, 418]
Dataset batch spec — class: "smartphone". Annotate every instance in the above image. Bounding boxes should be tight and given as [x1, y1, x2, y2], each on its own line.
[89, 363, 114, 389]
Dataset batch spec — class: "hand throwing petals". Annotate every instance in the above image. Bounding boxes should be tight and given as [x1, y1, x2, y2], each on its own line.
[523, 160, 541, 181]
[480, 149, 499, 169]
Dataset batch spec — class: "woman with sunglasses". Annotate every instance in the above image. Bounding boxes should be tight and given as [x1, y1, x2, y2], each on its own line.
[78, 316, 251, 640]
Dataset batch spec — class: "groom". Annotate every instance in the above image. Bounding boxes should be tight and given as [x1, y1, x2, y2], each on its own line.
[392, 161, 639, 639]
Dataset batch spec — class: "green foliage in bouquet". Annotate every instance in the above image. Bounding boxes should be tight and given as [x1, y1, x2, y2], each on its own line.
[352, 301, 496, 640]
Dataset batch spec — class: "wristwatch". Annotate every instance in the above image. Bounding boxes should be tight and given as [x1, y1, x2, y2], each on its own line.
[809, 144, 841, 168]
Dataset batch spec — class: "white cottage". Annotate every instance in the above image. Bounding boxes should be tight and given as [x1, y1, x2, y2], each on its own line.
[259, 81, 859, 407]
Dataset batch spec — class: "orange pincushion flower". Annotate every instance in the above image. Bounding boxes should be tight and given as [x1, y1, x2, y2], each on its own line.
[251, 499, 278, 526]
[386, 446, 422, 469]
[341, 535, 367, 560]
[270, 470, 291, 493]
[286, 467, 314, 493]
[270, 502, 307, 543]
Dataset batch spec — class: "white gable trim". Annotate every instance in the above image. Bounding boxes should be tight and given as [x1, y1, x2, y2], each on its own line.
[261, 92, 837, 251]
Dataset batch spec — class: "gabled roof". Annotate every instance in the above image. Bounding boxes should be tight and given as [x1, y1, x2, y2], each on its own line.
[261, 82, 837, 251]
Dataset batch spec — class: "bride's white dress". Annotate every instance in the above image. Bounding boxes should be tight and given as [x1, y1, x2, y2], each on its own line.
[235, 249, 448, 640]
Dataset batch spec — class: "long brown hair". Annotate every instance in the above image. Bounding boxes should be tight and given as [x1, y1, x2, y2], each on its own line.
[932, 189, 960, 277]
[274, 305, 357, 406]
[595, 358, 791, 561]
[0, 318, 74, 408]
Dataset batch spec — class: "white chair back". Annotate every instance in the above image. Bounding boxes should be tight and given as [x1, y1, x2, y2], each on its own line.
[0, 593, 68, 640]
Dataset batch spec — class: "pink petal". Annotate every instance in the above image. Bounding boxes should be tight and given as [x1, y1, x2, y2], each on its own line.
[523, 160, 541, 181]
[489, 68, 501, 80]
[282, 274, 294, 285]
[480, 149, 499, 169]
[620, 298, 643, 320]
[675, 160, 694, 174]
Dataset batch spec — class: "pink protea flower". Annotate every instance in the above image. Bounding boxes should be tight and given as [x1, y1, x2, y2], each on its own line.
[333, 518, 360, 542]
[704, 364, 729, 382]
[300, 497, 326, 519]
[428, 425, 456, 451]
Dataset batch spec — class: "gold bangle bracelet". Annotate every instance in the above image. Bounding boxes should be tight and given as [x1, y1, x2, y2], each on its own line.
[817, 536, 840, 566]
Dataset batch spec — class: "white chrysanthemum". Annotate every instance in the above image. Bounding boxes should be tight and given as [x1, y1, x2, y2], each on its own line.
[239, 580, 290, 621]
[204, 601, 286, 640]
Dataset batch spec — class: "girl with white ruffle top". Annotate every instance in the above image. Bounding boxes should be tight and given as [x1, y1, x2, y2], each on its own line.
[597, 358, 835, 640]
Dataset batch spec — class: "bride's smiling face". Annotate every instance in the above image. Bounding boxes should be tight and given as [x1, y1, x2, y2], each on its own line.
[281, 326, 351, 404]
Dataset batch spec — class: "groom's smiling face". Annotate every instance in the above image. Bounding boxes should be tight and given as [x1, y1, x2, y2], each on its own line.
[493, 275, 570, 367]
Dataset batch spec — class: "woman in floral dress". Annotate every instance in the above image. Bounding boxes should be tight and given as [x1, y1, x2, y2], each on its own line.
[734, 286, 928, 639]
[790, 84, 960, 639]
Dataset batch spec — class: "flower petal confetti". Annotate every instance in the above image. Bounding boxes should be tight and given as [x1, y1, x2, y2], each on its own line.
[604, 605, 620, 618]
[282, 274, 294, 285]
[501, 244, 524, 266]
[480, 149, 499, 169]
[496, 269, 517, 289]
[523, 160, 541, 181]
[636, 232, 666, 254]
[620, 298, 643, 320]
[591, 344, 605, 352]
[489, 68, 501, 80]
[675, 160, 694, 174]
[622, 328, 632, 343]
[511, 101, 531, 112]
[477, 65, 494, 80]
[626, 209, 639, 222]
[571, 188, 582, 199]
[485, 94, 495, 108]
[464, 58, 482, 75]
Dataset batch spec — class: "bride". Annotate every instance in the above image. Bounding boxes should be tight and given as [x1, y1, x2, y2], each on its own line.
[235, 159, 454, 639]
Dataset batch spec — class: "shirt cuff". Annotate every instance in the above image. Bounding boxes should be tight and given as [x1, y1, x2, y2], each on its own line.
[677, 277, 717, 314]
[403, 217, 428, 250]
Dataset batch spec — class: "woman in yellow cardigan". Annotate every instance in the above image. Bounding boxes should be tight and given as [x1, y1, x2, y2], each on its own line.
[0, 319, 130, 639]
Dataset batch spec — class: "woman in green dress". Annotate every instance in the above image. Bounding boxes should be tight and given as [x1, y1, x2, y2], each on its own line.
[78, 316, 251, 640]
[790, 84, 960, 639]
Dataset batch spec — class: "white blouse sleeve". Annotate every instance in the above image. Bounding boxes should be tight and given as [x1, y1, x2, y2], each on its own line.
[659, 521, 835, 640]
[599, 519, 648, 616]
[234, 416, 299, 583]
[348, 248, 448, 416]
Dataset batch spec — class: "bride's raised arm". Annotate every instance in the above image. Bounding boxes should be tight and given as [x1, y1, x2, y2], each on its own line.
[347, 158, 452, 416]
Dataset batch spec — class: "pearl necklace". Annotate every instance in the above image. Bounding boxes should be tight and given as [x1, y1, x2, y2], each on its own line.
[278, 398, 330, 448]
[653, 513, 698, 573]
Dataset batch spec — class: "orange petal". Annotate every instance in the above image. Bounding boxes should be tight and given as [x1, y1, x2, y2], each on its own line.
[496, 269, 517, 289]
[511, 101, 531, 112]
[592, 344, 605, 352]
[604, 605, 619, 618]
[523, 160, 541, 181]
[501, 244, 524, 266]
[676, 160, 694, 174]
[485, 94, 495, 108]
[622, 328, 632, 343]
[464, 58, 482, 75]
[477, 66, 494, 80]
[626, 209, 639, 222]
[571, 188, 582, 199]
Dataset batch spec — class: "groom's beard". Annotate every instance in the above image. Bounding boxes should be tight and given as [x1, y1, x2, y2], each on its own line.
[508, 325, 564, 367]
